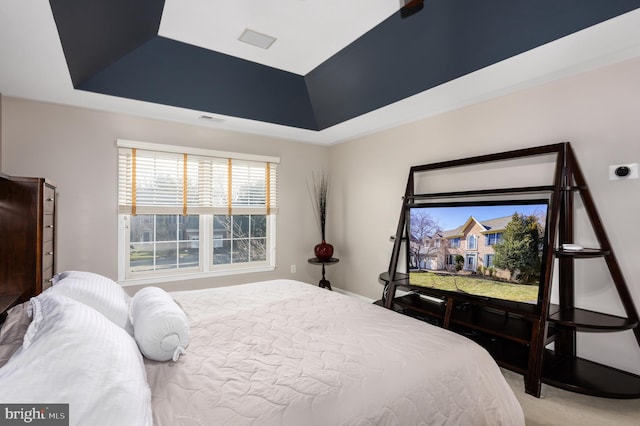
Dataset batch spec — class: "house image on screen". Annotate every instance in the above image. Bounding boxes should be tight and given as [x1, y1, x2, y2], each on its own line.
[419, 215, 512, 280]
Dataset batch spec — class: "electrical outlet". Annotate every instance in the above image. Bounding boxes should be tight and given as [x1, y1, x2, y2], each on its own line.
[290, 264, 296, 273]
[609, 163, 638, 180]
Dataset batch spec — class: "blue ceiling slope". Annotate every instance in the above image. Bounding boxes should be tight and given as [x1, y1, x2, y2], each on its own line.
[49, 0, 165, 87]
[50, 0, 640, 132]
[79, 37, 317, 130]
[305, 0, 640, 129]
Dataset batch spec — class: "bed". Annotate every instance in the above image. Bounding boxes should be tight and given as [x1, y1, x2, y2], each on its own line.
[0, 271, 524, 425]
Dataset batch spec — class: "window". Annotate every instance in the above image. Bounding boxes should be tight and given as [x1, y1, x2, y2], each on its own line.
[467, 234, 477, 250]
[117, 140, 279, 282]
[485, 232, 503, 246]
[129, 214, 200, 273]
[484, 254, 495, 268]
[449, 238, 460, 248]
[212, 214, 267, 264]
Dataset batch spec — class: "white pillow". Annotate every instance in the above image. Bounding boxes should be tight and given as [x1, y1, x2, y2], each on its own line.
[130, 286, 189, 361]
[50, 271, 133, 334]
[0, 292, 152, 426]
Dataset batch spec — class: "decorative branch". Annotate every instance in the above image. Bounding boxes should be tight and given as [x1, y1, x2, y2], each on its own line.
[309, 172, 330, 241]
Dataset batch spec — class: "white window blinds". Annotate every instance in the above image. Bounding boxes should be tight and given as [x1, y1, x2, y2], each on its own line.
[117, 140, 279, 215]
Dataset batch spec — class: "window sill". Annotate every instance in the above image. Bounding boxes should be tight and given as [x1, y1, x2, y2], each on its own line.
[118, 265, 276, 287]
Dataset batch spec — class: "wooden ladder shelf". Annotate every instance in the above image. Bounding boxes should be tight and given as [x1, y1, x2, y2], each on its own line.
[381, 142, 640, 398]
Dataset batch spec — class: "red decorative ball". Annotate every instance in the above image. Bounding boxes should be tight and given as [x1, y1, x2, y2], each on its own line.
[314, 240, 334, 261]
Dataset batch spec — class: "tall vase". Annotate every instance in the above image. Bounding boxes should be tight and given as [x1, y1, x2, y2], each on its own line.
[314, 240, 334, 261]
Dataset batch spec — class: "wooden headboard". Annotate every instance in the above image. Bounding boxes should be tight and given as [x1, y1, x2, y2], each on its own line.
[0, 172, 48, 302]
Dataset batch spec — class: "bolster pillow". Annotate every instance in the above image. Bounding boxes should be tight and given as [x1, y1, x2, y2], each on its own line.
[129, 287, 189, 362]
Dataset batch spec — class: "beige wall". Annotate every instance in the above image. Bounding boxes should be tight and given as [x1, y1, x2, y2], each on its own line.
[0, 98, 328, 292]
[327, 56, 640, 374]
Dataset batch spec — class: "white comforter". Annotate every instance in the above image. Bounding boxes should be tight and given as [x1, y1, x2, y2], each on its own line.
[145, 279, 524, 425]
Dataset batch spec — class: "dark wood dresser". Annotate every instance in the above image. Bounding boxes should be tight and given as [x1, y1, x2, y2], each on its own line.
[0, 173, 56, 300]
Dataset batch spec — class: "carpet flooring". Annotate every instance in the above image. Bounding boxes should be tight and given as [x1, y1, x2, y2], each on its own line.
[501, 369, 640, 425]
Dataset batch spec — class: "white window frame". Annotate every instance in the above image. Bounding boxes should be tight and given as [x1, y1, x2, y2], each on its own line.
[485, 232, 503, 246]
[117, 140, 279, 286]
[467, 234, 477, 250]
[484, 253, 495, 268]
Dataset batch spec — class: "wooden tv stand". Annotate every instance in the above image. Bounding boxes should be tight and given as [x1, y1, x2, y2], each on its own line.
[379, 272, 640, 398]
[381, 143, 640, 398]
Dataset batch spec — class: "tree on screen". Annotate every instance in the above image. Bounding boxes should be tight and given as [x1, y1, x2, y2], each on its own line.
[409, 210, 442, 269]
[492, 212, 542, 283]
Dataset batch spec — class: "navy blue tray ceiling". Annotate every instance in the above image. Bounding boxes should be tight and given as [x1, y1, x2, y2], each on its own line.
[49, 0, 640, 131]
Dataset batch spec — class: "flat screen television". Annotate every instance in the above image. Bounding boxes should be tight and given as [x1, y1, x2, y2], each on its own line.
[407, 199, 550, 305]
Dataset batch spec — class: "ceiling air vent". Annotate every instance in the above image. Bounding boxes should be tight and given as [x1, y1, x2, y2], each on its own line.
[238, 28, 277, 50]
[198, 115, 225, 123]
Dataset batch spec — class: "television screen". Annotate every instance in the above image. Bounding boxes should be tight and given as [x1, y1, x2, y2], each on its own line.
[407, 200, 550, 305]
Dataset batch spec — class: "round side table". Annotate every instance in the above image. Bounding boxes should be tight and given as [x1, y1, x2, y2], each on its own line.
[307, 257, 339, 290]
